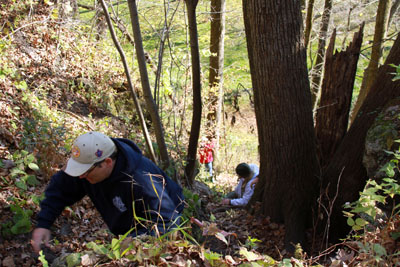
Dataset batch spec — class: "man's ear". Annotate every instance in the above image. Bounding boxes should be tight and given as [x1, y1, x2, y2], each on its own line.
[104, 157, 113, 166]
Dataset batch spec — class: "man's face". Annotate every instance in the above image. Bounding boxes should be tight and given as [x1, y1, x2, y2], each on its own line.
[79, 158, 114, 184]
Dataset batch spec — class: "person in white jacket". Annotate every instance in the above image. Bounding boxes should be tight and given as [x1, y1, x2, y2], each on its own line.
[221, 163, 259, 206]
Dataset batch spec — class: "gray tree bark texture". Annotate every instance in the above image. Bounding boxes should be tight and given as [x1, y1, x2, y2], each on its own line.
[243, 0, 319, 252]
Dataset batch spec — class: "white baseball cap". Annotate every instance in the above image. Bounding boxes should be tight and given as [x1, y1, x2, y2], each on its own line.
[64, 132, 116, 177]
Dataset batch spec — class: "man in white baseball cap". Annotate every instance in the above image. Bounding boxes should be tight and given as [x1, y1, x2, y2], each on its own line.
[64, 131, 117, 177]
[31, 132, 184, 253]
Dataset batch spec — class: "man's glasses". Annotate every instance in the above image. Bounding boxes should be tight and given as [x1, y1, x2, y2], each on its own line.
[81, 159, 105, 177]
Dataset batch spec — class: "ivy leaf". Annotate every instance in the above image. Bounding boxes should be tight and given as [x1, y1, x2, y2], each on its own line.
[373, 244, 387, 257]
[355, 218, 368, 227]
[239, 248, 259, 261]
[15, 180, 27, 190]
[390, 231, 400, 240]
[86, 242, 109, 256]
[28, 163, 40, 171]
[26, 175, 40, 186]
[347, 217, 355, 226]
[66, 253, 81, 267]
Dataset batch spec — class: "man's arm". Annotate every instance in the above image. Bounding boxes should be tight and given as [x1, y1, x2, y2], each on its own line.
[230, 179, 255, 206]
[32, 171, 86, 252]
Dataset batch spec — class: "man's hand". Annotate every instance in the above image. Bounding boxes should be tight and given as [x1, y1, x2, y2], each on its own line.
[250, 177, 259, 188]
[220, 198, 231, 205]
[31, 228, 51, 253]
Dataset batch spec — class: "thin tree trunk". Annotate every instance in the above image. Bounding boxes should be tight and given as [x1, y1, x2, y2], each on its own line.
[304, 0, 315, 48]
[321, 33, 400, 243]
[315, 25, 364, 168]
[99, 0, 156, 163]
[350, 0, 392, 124]
[389, 0, 400, 27]
[340, 3, 357, 49]
[184, 0, 202, 186]
[207, 0, 226, 165]
[127, 0, 170, 169]
[310, 0, 332, 108]
[244, 0, 319, 252]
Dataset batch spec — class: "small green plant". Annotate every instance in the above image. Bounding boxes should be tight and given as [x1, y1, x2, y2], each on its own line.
[86, 228, 134, 260]
[9, 150, 40, 191]
[38, 250, 49, 267]
[1, 202, 33, 237]
[389, 64, 400, 81]
[182, 188, 201, 220]
[244, 236, 261, 250]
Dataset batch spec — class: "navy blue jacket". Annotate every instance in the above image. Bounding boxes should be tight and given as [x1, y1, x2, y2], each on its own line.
[37, 138, 184, 236]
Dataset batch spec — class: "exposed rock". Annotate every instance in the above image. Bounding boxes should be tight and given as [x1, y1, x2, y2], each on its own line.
[192, 180, 212, 197]
[363, 98, 400, 181]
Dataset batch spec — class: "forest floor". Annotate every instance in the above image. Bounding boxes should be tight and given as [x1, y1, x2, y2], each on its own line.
[1, 2, 399, 266]
[0, 172, 311, 267]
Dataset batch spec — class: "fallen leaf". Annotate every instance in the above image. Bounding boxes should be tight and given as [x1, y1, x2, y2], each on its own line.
[2, 256, 15, 267]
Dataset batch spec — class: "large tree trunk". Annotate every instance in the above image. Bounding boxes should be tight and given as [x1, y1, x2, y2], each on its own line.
[207, 0, 226, 164]
[243, 0, 319, 252]
[351, 0, 392, 124]
[321, 34, 400, 242]
[127, 0, 170, 169]
[310, 0, 332, 107]
[315, 25, 364, 167]
[184, 0, 202, 185]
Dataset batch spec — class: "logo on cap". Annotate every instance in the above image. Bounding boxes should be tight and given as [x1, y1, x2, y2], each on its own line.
[71, 145, 80, 158]
[95, 149, 103, 158]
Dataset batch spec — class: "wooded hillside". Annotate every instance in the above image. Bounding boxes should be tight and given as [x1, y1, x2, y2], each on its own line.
[1, 0, 400, 266]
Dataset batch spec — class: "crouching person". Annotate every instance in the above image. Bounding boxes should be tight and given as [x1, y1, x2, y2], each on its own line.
[220, 163, 259, 206]
[31, 132, 184, 253]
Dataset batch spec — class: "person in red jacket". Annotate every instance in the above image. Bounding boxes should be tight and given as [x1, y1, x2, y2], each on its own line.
[199, 136, 215, 180]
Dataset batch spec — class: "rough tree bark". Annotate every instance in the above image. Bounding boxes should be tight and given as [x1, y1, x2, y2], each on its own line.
[207, 0, 226, 162]
[315, 25, 364, 168]
[243, 0, 319, 252]
[310, 0, 332, 108]
[321, 34, 400, 242]
[184, 0, 202, 186]
[127, 0, 170, 169]
[351, 0, 392, 124]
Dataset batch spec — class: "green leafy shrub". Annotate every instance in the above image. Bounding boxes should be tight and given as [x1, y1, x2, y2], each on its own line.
[343, 140, 400, 265]
[1, 150, 44, 238]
